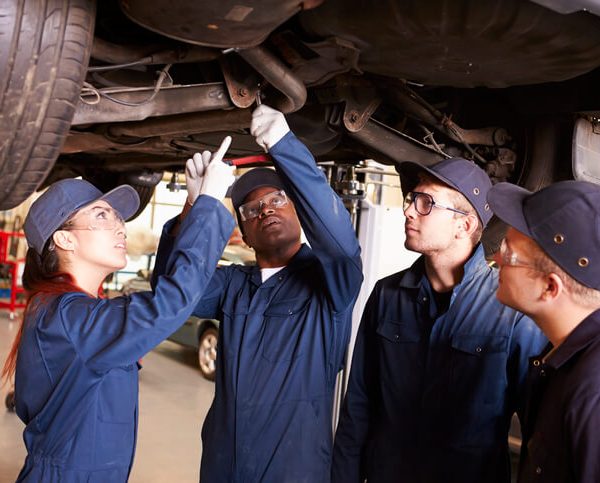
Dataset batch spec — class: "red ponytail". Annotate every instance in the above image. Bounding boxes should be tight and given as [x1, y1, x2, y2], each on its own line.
[1, 245, 88, 386]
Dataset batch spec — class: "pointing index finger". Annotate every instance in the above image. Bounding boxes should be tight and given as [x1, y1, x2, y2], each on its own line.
[213, 136, 232, 161]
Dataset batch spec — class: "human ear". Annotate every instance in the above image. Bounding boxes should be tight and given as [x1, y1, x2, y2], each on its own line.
[52, 230, 75, 252]
[456, 213, 478, 239]
[541, 273, 563, 301]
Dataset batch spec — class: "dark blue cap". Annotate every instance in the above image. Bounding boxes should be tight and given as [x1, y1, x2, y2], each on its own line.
[230, 168, 284, 212]
[488, 180, 600, 290]
[397, 157, 493, 226]
[24, 179, 140, 255]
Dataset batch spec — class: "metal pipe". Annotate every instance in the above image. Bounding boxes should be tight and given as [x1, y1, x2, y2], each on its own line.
[109, 109, 252, 138]
[389, 85, 508, 147]
[236, 46, 307, 113]
[350, 120, 445, 166]
[91, 36, 219, 66]
[72, 83, 233, 125]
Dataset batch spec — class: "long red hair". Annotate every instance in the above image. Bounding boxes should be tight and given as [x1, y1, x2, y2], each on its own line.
[1, 246, 98, 385]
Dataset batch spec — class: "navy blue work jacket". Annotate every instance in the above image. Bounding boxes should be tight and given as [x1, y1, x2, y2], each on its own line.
[332, 247, 547, 483]
[518, 310, 600, 483]
[155, 132, 363, 482]
[14, 196, 234, 483]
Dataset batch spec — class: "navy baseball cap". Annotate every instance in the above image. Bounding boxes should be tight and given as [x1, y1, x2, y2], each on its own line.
[397, 157, 493, 226]
[24, 178, 140, 255]
[488, 180, 600, 290]
[230, 168, 285, 212]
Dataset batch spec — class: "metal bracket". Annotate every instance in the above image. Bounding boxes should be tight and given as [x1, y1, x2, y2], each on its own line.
[330, 77, 381, 132]
[219, 55, 260, 109]
[343, 97, 381, 133]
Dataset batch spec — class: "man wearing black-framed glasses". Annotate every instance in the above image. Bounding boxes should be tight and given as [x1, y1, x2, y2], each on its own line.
[154, 104, 363, 483]
[333, 157, 546, 483]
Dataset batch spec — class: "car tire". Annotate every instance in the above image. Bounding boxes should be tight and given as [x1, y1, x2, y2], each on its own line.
[482, 117, 569, 256]
[0, 0, 96, 209]
[198, 326, 218, 381]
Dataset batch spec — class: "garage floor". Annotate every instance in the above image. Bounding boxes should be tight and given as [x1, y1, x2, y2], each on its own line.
[0, 310, 522, 482]
[0, 312, 215, 483]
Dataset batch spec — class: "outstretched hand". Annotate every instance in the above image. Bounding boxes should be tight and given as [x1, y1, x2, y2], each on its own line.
[250, 105, 290, 152]
[185, 136, 234, 204]
[198, 136, 235, 202]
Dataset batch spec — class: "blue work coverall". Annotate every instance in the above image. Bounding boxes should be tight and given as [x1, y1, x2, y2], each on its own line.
[154, 132, 363, 482]
[14, 196, 234, 482]
[332, 247, 547, 483]
[518, 310, 600, 483]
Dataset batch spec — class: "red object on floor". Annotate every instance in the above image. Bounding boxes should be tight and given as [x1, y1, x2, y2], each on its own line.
[0, 231, 26, 319]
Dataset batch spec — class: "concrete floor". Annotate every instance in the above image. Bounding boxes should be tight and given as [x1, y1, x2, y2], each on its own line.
[0, 311, 214, 483]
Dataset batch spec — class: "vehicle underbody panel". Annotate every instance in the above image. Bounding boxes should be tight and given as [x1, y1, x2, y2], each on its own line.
[2, 0, 600, 221]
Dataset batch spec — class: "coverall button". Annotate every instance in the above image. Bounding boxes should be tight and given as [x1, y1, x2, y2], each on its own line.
[535, 466, 542, 474]
[394, 334, 399, 340]
[422, 296, 427, 302]
[540, 369, 546, 376]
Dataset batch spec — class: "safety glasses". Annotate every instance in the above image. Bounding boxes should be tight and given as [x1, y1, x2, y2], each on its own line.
[62, 205, 125, 232]
[403, 191, 468, 216]
[239, 190, 289, 221]
[495, 239, 543, 272]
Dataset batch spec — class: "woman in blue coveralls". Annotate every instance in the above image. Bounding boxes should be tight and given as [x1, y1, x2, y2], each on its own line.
[0, 137, 235, 482]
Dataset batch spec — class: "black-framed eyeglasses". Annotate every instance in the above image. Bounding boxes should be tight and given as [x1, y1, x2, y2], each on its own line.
[403, 191, 468, 216]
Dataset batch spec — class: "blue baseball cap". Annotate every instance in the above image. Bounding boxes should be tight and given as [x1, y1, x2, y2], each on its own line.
[488, 180, 600, 290]
[397, 157, 493, 226]
[230, 168, 285, 213]
[24, 179, 140, 255]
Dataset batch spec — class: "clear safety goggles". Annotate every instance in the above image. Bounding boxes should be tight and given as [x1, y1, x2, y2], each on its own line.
[494, 239, 542, 272]
[403, 191, 468, 216]
[238, 190, 289, 221]
[62, 205, 126, 232]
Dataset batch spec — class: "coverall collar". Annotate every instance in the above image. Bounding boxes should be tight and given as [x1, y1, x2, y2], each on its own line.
[399, 243, 487, 290]
[244, 244, 313, 287]
[543, 310, 600, 370]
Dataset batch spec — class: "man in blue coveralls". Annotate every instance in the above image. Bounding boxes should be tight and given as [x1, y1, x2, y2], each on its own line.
[154, 104, 363, 482]
[332, 158, 547, 483]
[488, 180, 600, 483]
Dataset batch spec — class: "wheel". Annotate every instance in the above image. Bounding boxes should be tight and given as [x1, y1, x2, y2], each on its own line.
[197, 326, 218, 381]
[83, 170, 163, 220]
[482, 117, 571, 256]
[0, 0, 96, 209]
[5, 390, 15, 412]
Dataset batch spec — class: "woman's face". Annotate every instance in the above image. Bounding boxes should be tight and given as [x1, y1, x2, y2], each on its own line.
[61, 200, 128, 272]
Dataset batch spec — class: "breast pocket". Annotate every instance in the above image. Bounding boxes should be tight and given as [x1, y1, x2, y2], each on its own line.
[450, 334, 509, 405]
[262, 297, 310, 362]
[376, 320, 421, 344]
[98, 365, 138, 424]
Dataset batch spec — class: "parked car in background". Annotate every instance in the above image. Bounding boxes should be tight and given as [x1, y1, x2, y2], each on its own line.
[121, 244, 254, 380]
[169, 316, 220, 382]
[2, 0, 600, 250]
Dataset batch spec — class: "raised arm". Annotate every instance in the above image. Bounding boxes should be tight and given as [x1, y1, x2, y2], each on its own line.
[152, 135, 235, 318]
[251, 105, 363, 311]
[60, 150, 236, 372]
